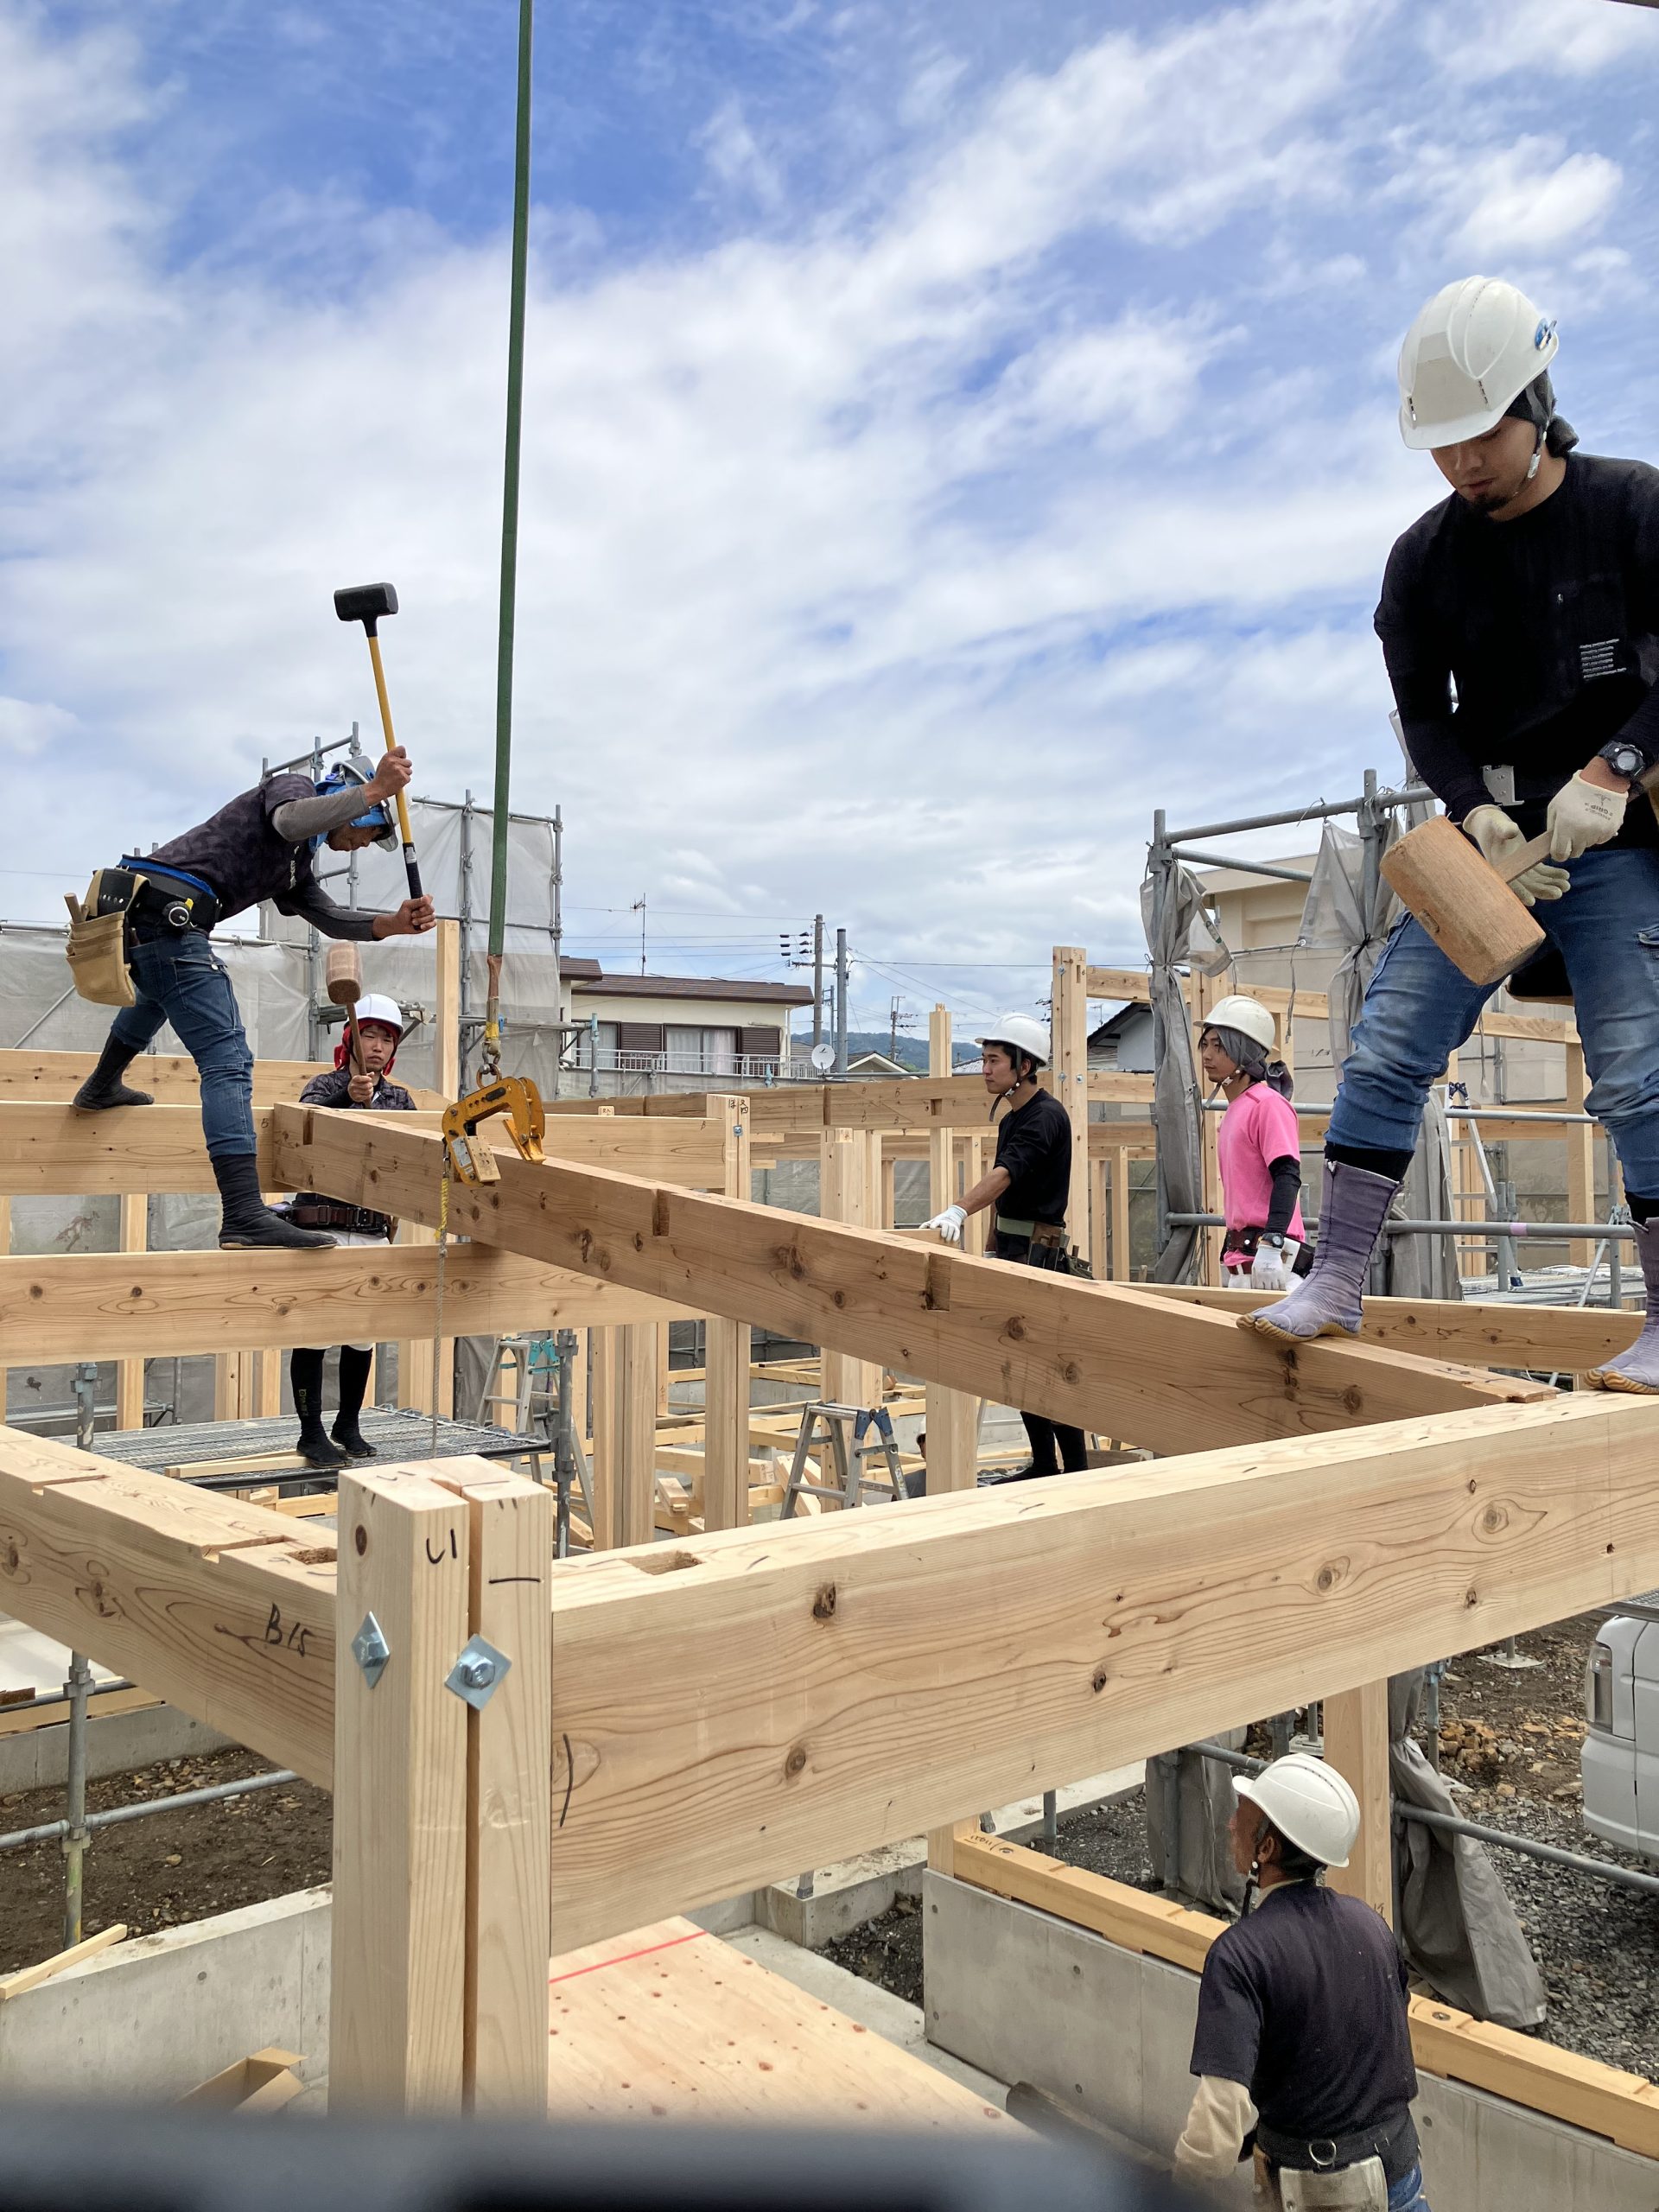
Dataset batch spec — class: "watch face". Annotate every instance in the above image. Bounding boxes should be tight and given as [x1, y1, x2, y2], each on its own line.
[1606, 743, 1644, 775]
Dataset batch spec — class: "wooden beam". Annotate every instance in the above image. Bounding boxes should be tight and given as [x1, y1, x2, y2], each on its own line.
[330, 1464, 469, 2111]
[1321, 1681, 1393, 1924]
[270, 1107, 1547, 1455]
[1084, 968, 1151, 1005]
[702, 1097, 753, 1533]
[0, 1425, 334, 1782]
[1137, 1283, 1640, 1372]
[0, 1247, 691, 1365]
[543, 1394, 1659, 1948]
[950, 1832, 1659, 2161]
[0, 1050, 442, 1108]
[1052, 946, 1090, 1270]
[0, 1103, 728, 1198]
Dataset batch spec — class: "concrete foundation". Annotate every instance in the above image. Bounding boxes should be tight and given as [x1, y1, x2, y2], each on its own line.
[0, 1704, 232, 1795]
[0, 1887, 330, 2101]
[923, 1870, 1659, 2212]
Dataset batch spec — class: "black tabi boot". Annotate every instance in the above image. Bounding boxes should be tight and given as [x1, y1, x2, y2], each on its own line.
[213, 1154, 336, 1250]
[290, 1349, 346, 1469]
[331, 1344, 377, 1459]
[73, 1036, 154, 1111]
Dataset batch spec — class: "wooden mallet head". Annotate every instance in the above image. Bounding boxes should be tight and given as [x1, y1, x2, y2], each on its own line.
[325, 944, 364, 1071]
[1380, 817, 1552, 987]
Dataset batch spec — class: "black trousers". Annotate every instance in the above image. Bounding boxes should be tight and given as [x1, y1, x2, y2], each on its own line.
[990, 1231, 1089, 1474]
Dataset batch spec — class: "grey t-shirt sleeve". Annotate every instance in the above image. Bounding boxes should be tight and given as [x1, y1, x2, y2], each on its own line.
[269, 785, 376, 842]
[275, 876, 380, 941]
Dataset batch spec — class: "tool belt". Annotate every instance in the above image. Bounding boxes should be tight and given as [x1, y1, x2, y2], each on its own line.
[63, 862, 222, 1006]
[1256, 2106, 1415, 2187]
[284, 1198, 394, 1238]
[992, 1216, 1093, 1278]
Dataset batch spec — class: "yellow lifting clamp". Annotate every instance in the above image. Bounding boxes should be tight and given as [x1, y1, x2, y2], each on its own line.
[441, 1074, 546, 1185]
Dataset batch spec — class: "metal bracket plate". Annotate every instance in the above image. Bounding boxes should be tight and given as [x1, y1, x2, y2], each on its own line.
[445, 1632, 512, 1711]
[351, 1611, 391, 1690]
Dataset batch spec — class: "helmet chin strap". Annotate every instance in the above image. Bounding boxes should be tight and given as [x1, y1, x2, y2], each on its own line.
[1525, 423, 1545, 483]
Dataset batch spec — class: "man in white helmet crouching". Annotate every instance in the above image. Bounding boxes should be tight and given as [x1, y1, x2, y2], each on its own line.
[1175, 1753, 1427, 2210]
[1246, 276, 1659, 1391]
[920, 1014, 1088, 1483]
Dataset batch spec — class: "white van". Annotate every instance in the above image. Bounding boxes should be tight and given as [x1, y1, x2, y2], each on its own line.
[1581, 1600, 1659, 1858]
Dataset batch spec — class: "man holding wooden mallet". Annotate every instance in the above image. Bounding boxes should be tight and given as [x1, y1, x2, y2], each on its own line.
[1248, 276, 1659, 1390]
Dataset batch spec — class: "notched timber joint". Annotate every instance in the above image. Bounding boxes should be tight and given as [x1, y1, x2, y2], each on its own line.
[651, 1192, 672, 1238]
[923, 1253, 950, 1313]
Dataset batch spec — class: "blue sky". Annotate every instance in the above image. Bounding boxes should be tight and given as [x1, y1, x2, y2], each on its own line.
[3, 0, 1657, 1029]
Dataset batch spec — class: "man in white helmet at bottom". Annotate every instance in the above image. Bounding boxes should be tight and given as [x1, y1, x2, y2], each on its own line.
[1247, 274, 1659, 1390]
[1174, 1754, 1427, 2211]
[920, 1013, 1088, 1484]
[285, 996, 418, 1467]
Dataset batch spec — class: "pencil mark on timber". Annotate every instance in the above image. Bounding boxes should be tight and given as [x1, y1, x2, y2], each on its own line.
[425, 1529, 460, 1564]
[489, 1574, 543, 1586]
[557, 1732, 574, 1828]
[262, 1601, 310, 1659]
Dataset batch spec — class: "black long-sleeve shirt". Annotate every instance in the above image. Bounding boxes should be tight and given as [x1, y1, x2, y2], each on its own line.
[1375, 452, 1659, 846]
[147, 774, 384, 937]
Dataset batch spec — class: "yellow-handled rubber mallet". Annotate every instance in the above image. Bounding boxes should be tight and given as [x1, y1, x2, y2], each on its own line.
[333, 582, 423, 900]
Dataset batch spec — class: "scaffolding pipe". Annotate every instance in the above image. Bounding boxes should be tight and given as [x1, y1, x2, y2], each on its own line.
[1165, 1211, 1637, 1241]
[1167, 850, 1314, 883]
[1197, 1102, 1600, 1128]
[0, 1679, 135, 1717]
[1160, 785, 1430, 845]
[0, 1768, 301, 1858]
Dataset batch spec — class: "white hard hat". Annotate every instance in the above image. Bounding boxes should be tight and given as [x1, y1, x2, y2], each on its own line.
[1236, 1752, 1360, 1869]
[1398, 276, 1558, 450]
[971, 1014, 1051, 1069]
[1200, 995, 1276, 1056]
[353, 994, 404, 1035]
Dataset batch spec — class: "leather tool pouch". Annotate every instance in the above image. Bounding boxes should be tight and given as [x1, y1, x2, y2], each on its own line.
[1274, 2155, 1388, 2210]
[63, 869, 145, 1007]
[1026, 1220, 1094, 1280]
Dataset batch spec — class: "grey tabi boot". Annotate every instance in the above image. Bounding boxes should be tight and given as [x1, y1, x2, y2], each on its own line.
[1239, 1157, 1402, 1344]
[73, 1036, 153, 1111]
[1583, 1218, 1659, 1394]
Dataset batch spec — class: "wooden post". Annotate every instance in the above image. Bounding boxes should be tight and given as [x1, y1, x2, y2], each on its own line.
[331, 1465, 471, 2109]
[924, 1008, 978, 1498]
[398, 918, 462, 1412]
[1322, 1681, 1393, 1925]
[588, 1328, 618, 1549]
[213, 1352, 245, 1421]
[1052, 946, 1090, 1268]
[964, 1134, 988, 1257]
[703, 1097, 752, 1532]
[251, 1350, 283, 1419]
[1110, 1147, 1131, 1283]
[116, 1193, 146, 1429]
[880, 1147, 897, 1231]
[431, 1462, 553, 2113]
[615, 1324, 658, 1548]
[1195, 970, 1224, 1286]
[1565, 1038, 1595, 1269]
[820, 1130, 882, 1408]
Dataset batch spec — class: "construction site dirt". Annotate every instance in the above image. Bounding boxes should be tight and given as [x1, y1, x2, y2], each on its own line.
[0, 1749, 329, 1975]
[817, 1613, 1659, 2084]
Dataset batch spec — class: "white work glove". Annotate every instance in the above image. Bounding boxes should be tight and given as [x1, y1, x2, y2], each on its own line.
[1547, 772, 1626, 862]
[1464, 804, 1569, 906]
[923, 1204, 967, 1244]
[1248, 1238, 1300, 1292]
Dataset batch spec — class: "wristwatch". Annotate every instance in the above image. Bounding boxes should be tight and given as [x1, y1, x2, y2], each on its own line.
[1598, 739, 1650, 783]
[1257, 1231, 1286, 1249]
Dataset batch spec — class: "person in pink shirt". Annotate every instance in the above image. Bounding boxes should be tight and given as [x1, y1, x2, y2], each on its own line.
[1198, 996, 1307, 1291]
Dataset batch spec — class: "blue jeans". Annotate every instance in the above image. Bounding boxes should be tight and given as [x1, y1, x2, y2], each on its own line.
[1329, 845, 1659, 1197]
[109, 931, 255, 1160]
[1389, 2163, 1430, 2210]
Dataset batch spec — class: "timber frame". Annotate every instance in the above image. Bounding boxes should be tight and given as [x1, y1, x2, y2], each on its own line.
[0, 935, 1650, 2128]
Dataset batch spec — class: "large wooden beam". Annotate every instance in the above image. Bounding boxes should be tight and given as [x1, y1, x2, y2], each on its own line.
[0, 1248, 690, 1364]
[1141, 1283, 1640, 1370]
[545, 1394, 1659, 1948]
[0, 1102, 729, 1198]
[270, 1106, 1547, 1453]
[0, 1049, 423, 1107]
[0, 1425, 334, 1782]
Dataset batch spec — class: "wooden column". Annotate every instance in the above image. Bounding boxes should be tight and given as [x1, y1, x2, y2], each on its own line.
[1110, 1147, 1131, 1282]
[820, 1129, 882, 1408]
[431, 1462, 553, 2112]
[331, 1465, 471, 2109]
[880, 1146, 897, 1230]
[1052, 945, 1090, 1268]
[116, 1194, 147, 1429]
[924, 1010, 977, 1497]
[1090, 1157, 1109, 1282]
[1322, 1681, 1393, 1925]
[963, 1134, 988, 1257]
[703, 1096, 752, 1533]
[1565, 1037, 1595, 1270]
[588, 1328, 618, 1550]
[398, 918, 462, 1413]
[614, 1323, 658, 1549]
[1194, 970, 1224, 1286]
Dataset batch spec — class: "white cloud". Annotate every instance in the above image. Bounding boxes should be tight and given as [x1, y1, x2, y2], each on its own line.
[1427, 0, 1656, 80]
[1456, 141, 1621, 257]
[0, 697, 79, 755]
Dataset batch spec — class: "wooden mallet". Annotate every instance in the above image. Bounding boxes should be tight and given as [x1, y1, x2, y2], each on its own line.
[326, 944, 365, 1076]
[1380, 817, 1554, 987]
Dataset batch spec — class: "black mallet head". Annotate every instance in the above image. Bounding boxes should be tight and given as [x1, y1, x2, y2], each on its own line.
[334, 582, 398, 637]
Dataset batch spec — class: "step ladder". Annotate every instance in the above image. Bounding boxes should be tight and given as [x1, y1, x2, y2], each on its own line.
[779, 1401, 909, 1516]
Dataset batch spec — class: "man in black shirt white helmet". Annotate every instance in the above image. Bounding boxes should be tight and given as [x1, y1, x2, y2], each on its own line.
[1175, 1753, 1428, 2210]
[921, 1014, 1088, 1482]
[1247, 276, 1659, 1390]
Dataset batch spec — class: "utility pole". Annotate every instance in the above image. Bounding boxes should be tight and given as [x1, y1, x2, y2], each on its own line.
[632, 895, 646, 974]
[889, 996, 900, 1061]
[811, 914, 824, 1053]
[834, 927, 849, 1077]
